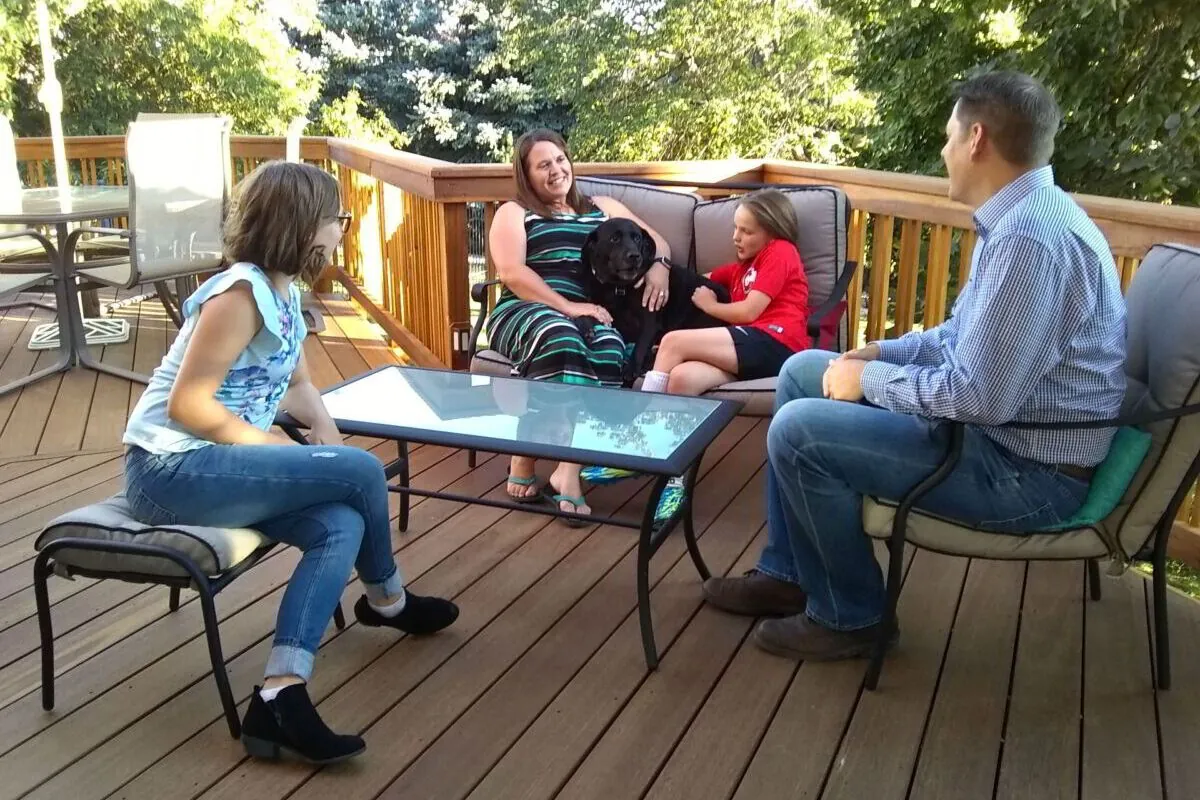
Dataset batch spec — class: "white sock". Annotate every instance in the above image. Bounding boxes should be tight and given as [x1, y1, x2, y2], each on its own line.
[259, 685, 286, 702]
[641, 370, 669, 393]
[369, 589, 407, 618]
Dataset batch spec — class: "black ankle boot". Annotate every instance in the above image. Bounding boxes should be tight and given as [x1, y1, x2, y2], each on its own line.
[354, 592, 459, 635]
[241, 684, 365, 764]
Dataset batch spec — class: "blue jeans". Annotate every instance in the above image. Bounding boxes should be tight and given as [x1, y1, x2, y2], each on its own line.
[759, 350, 1090, 631]
[124, 443, 404, 681]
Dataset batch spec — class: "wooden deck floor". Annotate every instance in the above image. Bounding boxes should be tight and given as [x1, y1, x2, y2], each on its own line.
[1, 288, 1199, 800]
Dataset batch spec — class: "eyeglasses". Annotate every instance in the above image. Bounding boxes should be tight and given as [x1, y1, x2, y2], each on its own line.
[336, 211, 352, 234]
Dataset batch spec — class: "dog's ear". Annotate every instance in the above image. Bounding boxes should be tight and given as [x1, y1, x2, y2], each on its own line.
[637, 224, 656, 269]
[581, 227, 601, 274]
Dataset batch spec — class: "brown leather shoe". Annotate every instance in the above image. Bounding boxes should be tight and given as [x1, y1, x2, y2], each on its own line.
[753, 613, 899, 661]
[701, 570, 808, 617]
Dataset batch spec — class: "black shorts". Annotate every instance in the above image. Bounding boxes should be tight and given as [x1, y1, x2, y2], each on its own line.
[731, 326, 795, 380]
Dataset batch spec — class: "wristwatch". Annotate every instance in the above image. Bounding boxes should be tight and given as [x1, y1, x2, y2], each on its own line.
[652, 256, 672, 268]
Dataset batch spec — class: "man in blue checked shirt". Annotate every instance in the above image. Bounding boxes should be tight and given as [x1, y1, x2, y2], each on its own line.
[703, 70, 1126, 661]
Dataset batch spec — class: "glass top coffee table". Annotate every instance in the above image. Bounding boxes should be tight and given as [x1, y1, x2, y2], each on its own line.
[278, 364, 743, 668]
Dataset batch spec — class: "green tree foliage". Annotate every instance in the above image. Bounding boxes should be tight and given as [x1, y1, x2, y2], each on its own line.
[502, 0, 875, 163]
[294, 0, 568, 162]
[823, 0, 1200, 203]
[3, 0, 319, 136]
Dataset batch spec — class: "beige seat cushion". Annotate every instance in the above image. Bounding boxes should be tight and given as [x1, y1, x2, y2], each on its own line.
[471, 349, 514, 378]
[629, 374, 774, 417]
[862, 498, 1109, 560]
[35, 494, 272, 579]
[703, 378, 777, 417]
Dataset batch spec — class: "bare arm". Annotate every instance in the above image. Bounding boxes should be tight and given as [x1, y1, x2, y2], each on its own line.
[279, 350, 342, 445]
[490, 201, 576, 314]
[693, 287, 771, 325]
[167, 283, 296, 446]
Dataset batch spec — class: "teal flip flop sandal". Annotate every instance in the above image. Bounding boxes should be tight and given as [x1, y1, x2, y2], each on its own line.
[505, 472, 544, 504]
[543, 487, 591, 528]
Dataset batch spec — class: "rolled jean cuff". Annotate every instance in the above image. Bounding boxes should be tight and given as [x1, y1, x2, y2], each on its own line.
[264, 644, 315, 682]
[362, 567, 404, 604]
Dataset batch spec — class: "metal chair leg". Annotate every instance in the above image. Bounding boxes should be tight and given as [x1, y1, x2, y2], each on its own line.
[333, 603, 346, 630]
[169, 586, 181, 611]
[468, 450, 477, 468]
[154, 280, 184, 329]
[33, 553, 56, 711]
[865, 531, 905, 691]
[1087, 558, 1102, 602]
[1153, 522, 1171, 690]
[198, 580, 241, 738]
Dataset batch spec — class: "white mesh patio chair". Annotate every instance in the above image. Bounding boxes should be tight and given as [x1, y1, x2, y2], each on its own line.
[61, 115, 231, 381]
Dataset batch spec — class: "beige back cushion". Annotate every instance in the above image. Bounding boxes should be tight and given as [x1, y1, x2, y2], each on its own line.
[1101, 243, 1200, 557]
[693, 186, 851, 350]
[575, 176, 698, 267]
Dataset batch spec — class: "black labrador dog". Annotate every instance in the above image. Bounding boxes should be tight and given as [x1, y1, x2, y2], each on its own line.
[577, 217, 729, 384]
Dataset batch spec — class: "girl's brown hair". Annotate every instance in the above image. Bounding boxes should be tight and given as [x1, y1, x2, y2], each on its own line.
[222, 160, 341, 283]
[740, 189, 800, 250]
[512, 129, 595, 217]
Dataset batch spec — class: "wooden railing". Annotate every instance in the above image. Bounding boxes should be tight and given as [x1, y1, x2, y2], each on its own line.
[12, 134, 1200, 540]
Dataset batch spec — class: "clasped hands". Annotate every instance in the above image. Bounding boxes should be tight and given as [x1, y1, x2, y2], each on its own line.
[821, 343, 880, 402]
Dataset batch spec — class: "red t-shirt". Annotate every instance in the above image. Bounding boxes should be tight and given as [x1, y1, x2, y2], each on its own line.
[707, 238, 810, 352]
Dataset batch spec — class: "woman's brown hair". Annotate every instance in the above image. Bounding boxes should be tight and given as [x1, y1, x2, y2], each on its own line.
[740, 189, 800, 250]
[222, 160, 341, 284]
[512, 129, 595, 217]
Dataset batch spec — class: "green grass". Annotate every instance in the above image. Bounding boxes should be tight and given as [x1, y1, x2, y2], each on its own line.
[1133, 558, 1200, 599]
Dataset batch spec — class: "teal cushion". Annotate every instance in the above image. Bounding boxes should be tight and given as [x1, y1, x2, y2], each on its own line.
[1037, 426, 1153, 531]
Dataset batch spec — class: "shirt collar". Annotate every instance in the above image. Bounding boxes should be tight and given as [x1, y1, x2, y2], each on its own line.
[973, 165, 1054, 237]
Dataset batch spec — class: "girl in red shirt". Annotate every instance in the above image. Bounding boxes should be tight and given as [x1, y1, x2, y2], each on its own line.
[641, 189, 811, 396]
[592, 190, 811, 522]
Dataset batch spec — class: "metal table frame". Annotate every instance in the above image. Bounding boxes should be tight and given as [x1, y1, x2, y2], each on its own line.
[278, 365, 742, 669]
[0, 187, 147, 397]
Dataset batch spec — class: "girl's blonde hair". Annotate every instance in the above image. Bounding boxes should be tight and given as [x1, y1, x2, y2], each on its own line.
[739, 189, 799, 249]
[222, 160, 341, 283]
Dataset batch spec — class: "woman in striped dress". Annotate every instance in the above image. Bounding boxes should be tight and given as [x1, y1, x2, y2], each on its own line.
[487, 129, 672, 520]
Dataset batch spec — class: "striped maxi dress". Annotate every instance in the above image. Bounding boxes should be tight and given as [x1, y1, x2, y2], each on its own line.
[486, 207, 628, 386]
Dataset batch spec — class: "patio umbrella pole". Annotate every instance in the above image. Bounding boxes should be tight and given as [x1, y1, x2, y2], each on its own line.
[35, 1, 69, 201]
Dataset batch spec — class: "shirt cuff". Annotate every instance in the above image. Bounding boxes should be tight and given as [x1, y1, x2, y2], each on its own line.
[860, 361, 903, 408]
[875, 337, 917, 365]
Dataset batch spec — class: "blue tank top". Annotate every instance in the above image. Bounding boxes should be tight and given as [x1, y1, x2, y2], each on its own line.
[123, 262, 306, 454]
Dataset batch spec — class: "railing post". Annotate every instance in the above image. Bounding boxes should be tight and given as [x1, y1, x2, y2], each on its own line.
[865, 215, 895, 343]
[440, 202, 471, 369]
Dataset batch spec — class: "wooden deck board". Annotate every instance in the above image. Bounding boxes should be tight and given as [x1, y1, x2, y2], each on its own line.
[908, 560, 1025, 800]
[995, 561, 1084, 800]
[0, 291, 1193, 800]
[1081, 572, 1160, 800]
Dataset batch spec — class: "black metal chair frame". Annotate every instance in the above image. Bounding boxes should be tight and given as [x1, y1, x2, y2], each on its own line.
[34, 537, 346, 739]
[866, 396, 1200, 692]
